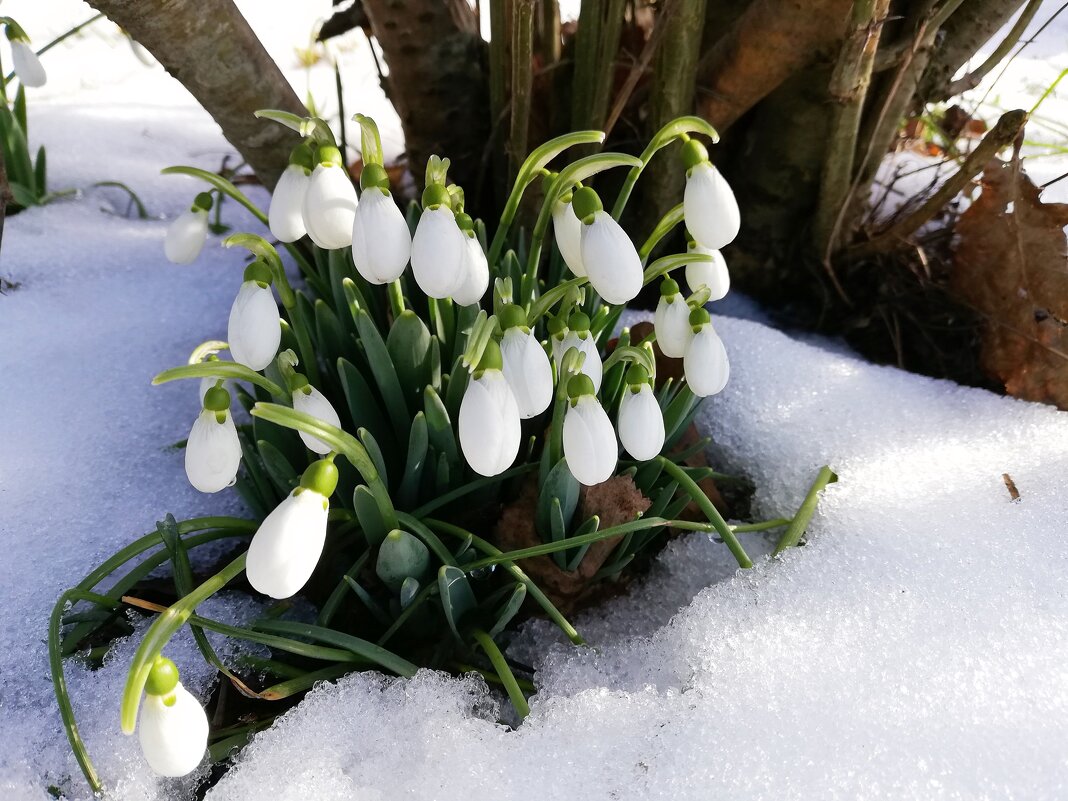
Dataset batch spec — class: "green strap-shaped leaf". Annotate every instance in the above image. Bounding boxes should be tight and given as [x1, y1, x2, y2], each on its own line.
[351, 308, 411, 444]
[397, 413, 429, 508]
[438, 565, 477, 642]
[487, 583, 527, 638]
[424, 386, 460, 470]
[353, 485, 389, 548]
[153, 361, 284, 398]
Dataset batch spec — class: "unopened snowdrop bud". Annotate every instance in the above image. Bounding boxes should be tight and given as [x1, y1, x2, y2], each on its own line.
[137, 657, 209, 777]
[185, 385, 241, 493]
[681, 139, 740, 250]
[683, 306, 730, 397]
[227, 260, 281, 371]
[458, 340, 522, 476]
[548, 314, 569, 365]
[551, 196, 586, 277]
[290, 374, 342, 455]
[653, 278, 691, 358]
[573, 187, 643, 305]
[686, 240, 730, 300]
[499, 304, 552, 419]
[617, 365, 665, 461]
[246, 458, 337, 599]
[411, 185, 466, 299]
[7, 27, 46, 88]
[164, 193, 212, 264]
[269, 143, 314, 243]
[302, 146, 358, 250]
[351, 165, 412, 285]
[563, 374, 616, 486]
[555, 311, 602, 391]
[451, 216, 490, 306]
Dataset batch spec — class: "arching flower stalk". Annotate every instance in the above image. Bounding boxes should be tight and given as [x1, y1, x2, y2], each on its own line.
[302, 145, 358, 250]
[498, 304, 553, 419]
[653, 277, 692, 358]
[164, 192, 212, 265]
[459, 340, 522, 476]
[562, 374, 617, 486]
[184, 384, 241, 493]
[684, 307, 730, 397]
[227, 260, 281, 371]
[681, 138, 740, 251]
[136, 657, 208, 777]
[290, 374, 342, 455]
[573, 187, 643, 305]
[617, 365, 665, 461]
[350, 163, 412, 285]
[268, 143, 314, 243]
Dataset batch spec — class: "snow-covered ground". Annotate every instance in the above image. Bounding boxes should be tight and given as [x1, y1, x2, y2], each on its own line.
[1, 2, 1066, 800]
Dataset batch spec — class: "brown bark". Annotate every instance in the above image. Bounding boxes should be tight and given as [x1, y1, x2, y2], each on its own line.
[86, 0, 306, 190]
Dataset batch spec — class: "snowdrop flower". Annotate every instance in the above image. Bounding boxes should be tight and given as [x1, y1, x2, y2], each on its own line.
[551, 197, 586, 277]
[617, 365, 665, 461]
[653, 277, 691, 358]
[563, 374, 616, 486]
[554, 311, 602, 391]
[451, 216, 489, 306]
[682, 139, 740, 250]
[291, 375, 342, 455]
[498, 304, 552, 419]
[572, 187, 643, 305]
[458, 340, 521, 476]
[6, 26, 46, 88]
[302, 145, 358, 250]
[351, 165, 411, 284]
[268, 143, 314, 243]
[137, 657, 208, 777]
[684, 307, 730, 397]
[411, 185, 466, 299]
[164, 193, 211, 265]
[185, 385, 241, 493]
[686, 240, 730, 300]
[246, 458, 338, 599]
[227, 260, 281, 371]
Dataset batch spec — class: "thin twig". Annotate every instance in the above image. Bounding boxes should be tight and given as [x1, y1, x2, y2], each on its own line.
[945, 0, 1044, 97]
[602, 0, 671, 139]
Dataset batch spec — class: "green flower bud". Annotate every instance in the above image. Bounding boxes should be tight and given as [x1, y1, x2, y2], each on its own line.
[680, 138, 709, 170]
[202, 385, 231, 412]
[318, 145, 344, 168]
[421, 183, 451, 210]
[455, 211, 475, 233]
[476, 338, 504, 373]
[689, 306, 712, 329]
[498, 303, 528, 332]
[625, 363, 650, 388]
[300, 458, 339, 498]
[359, 162, 389, 191]
[567, 373, 596, 401]
[243, 259, 273, 287]
[289, 372, 310, 394]
[192, 192, 213, 213]
[547, 315, 569, 337]
[570, 186, 603, 224]
[660, 277, 680, 298]
[145, 656, 180, 697]
[568, 311, 591, 332]
[289, 142, 315, 172]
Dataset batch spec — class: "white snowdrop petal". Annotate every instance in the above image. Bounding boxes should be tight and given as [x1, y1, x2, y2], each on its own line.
[302, 164, 358, 250]
[686, 244, 730, 300]
[618, 384, 665, 461]
[246, 490, 330, 599]
[482, 370, 522, 472]
[654, 295, 692, 358]
[451, 235, 490, 306]
[684, 162, 740, 250]
[563, 396, 617, 486]
[351, 188, 412, 284]
[411, 207, 466, 298]
[684, 325, 730, 397]
[500, 328, 553, 418]
[164, 209, 208, 264]
[11, 40, 46, 88]
[556, 332, 603, 392]
[269, 164, 310, 243]
[459, 374, 505, 476]
[138, 683, 209, 777]
[292, 386, 342, 455]
[552, 201, 586, 277]
[185, 410, 241, 493]
[580, 211, 643, 304]
[227, 281, 281, 371]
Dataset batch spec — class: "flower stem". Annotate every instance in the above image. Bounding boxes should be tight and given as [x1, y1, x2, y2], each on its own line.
[773, 465, 837, 555]
[472, 629, 529, 719]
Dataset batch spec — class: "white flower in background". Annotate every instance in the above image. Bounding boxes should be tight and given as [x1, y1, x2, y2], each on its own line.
[302, 146, 358, 250]
[137, 657, 208, 777]
[572, 187, 642, 305]
[653, 277, 692, 358]
[269, 144, 314, 243]
[684, 307, 730, 397]
[617, 366, 665, 461]
[562, 375, 617, 486]
[682, 139, 740, 250]
[551, 198, 586, 277]
[458, 341, 521, 476]
[164, 193, 212, 265]
[246, 458, 338, 599]
[6, 24, 46, 89]
[451, 226, 489, 306]
[227, 261, 281, 371]
[185, 385, 241, 493]
[498, 305, 552, 419]
[686, 241, 730, 300]
[351, 179, 412, 285]
[411, 191, 466, 299]
[554, 312, 601, 391]
[291, 378, 342, 455]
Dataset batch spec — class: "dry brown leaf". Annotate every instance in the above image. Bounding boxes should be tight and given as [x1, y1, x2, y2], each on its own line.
[952, 157, 1068, 408]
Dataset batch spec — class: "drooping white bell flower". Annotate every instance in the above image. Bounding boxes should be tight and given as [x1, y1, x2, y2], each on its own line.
[686, 242, 730, 300]
[246, 458, 337, 599]
[653, 278, 692, 358]
[164, 196, 210, 265]
[498, 305, 552, 419]
[682, 138, 740, 250]
[301, 146, 358, 250]
[269, 148, 313, 243]
[351, 182, 412, 285]
[411, 194, 466, 299]
[227, 261, 281, 371]
[562, 375, 617, 486]
[291, 378, 342, 455]
[458, 341, 522, 476]
[554, 312, 602, 391]
[185, 385, 242, 493]
[552, 198, 586, 277]
[9, 37, 46, 88]
[137, 657, 208, 778]
[451, 229, 490, 306]
[572, 187, 643, 305]
[684, 307, 730, 397]
[617, 367, 665, 461]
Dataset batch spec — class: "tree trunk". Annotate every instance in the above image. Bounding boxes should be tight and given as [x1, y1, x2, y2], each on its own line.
[86, 0, 306, 190]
